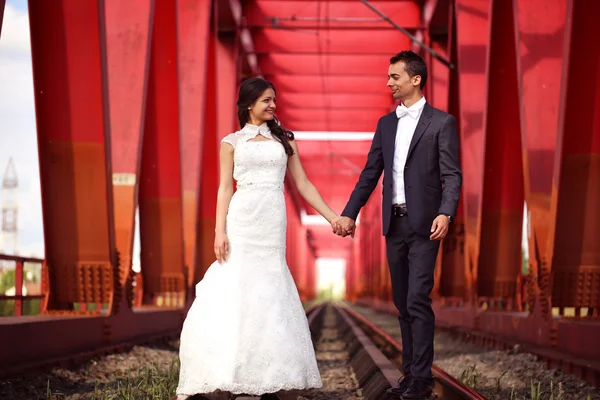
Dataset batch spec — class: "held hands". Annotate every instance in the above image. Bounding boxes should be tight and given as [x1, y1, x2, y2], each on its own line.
[214, 231, 229, 263]
[331, 216, 356, 238]
[430, 214, 450, 240]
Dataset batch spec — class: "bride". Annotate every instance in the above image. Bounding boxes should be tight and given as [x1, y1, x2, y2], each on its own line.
[176, 77, 342, 399]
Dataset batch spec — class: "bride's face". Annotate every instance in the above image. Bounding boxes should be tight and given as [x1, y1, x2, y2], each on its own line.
[249, 88, 276, 124]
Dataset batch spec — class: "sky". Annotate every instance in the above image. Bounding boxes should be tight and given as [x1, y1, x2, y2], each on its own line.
[0, 0, 44, 258]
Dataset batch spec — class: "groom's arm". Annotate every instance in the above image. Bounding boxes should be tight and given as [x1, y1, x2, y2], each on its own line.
[438, 114, 462, 217]
[341, 118, 385, 221]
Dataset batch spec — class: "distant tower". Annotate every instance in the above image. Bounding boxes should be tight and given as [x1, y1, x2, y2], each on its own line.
[0, 158, 18, 256]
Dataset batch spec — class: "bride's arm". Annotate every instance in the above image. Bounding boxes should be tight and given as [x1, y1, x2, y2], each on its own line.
[287, 140, 339, 224]
[215, 143, 235, 234]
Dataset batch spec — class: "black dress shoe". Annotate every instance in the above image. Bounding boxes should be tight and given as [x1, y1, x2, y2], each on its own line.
[401, 379, 433, 399]
[386, 374, 412, 396]
[260, 394, 281, 400]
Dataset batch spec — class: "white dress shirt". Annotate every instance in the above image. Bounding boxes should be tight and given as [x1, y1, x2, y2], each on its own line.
[392, 96, 426, 205]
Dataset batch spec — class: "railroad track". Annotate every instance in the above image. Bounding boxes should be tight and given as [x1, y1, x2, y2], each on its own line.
[332, 302, 487, 400]
[178, 302, 485, 400]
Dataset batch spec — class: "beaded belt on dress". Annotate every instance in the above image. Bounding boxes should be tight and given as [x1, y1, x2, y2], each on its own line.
[237, 182, 283, 190]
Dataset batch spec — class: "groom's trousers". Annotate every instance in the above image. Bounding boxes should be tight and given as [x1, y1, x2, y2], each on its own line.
[385, 207, 440, 383]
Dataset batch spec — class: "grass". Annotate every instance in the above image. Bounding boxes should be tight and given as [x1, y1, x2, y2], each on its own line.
[45, 359, 180, 400]
[459, 365, 594, 400]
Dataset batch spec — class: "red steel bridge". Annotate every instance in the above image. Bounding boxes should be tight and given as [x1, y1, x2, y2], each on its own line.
[0, 0, 599, 384]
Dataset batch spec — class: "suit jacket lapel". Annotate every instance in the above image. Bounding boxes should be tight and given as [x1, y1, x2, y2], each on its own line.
[406, 103, 432, 160]
[386, 113, 398, 163]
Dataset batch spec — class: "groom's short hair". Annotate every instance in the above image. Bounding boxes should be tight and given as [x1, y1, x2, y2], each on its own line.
[390, 50, 428, 90]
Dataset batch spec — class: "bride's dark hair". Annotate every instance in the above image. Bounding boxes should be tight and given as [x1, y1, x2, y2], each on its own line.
[237, 77, 295, 156]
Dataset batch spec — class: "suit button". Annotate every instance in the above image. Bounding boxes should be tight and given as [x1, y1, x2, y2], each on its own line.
[405, 166, 409, 169]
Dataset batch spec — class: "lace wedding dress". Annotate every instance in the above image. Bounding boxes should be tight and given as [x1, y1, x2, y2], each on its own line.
[176, 123, 322, 399]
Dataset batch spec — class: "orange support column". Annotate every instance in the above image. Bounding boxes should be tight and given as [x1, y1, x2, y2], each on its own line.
[139, 2, 185, 306]
[104, 0, 154, 313]
[453, 0, 491, 315]
[549, 0, 600, 359]
[29, 1, 115, 312]
[217, 32, 240, 136]
[196, 27, 219, 283]
[478, 0, 524, 306]
[515, 0, 569, 325]
[438, 7, 466, 302]
[177, 0, 213, 289]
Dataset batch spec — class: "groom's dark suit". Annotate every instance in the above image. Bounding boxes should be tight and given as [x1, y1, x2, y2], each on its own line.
[341, 101, 461, 382]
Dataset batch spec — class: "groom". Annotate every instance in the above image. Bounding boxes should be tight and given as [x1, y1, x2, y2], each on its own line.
[333, 50, 462, 399]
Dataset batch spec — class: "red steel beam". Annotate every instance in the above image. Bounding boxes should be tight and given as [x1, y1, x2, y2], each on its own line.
[478, 0, 524, 300]
[227, 0, 259, 76]
[246, 0, 421, 30]
[438, 6, 465, 299]
[278, 108, 386, 124]
[452, 0, 491, 311]
[104, 1, 154, 306]
[217, 32, 239, 137]
[0, 0, 5, 38]
[139, 1, 185, 302]
[258, 54, 389, 76]
[278, 93, 391, 109]
[252, 29, 411, 55]
[28, 0, 115, 310]
[286, 120, 378, 132]
[266, 75, 387, 94]
[515, 0, 568, 321]
[177, 0, 212, 288]
[550, 0, 600, 358]
[196, 30, 219, 283]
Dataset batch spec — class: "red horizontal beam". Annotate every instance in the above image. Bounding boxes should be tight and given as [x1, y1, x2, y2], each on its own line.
[258, 53, 390, 75]
[277, 92, 391, 109]
[285, 120, 378, 132]
[252, 29, 412, 54]
[266, 75, 388, 94]
[246, 0, 421, 29]
[297, 141, 372, 157]
[278, 108, 385, 123]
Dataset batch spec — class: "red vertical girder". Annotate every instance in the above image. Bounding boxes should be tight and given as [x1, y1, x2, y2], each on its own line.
[514, 0, 568, 319]
[429, 40, 450, 113]
[0, 0, 5, 38]
[453, 0, 491, 310]
[436, 3, 465, 300]
[306, 246, 317, 300]
[297, 226, 309, 301]
[551, 0, 600, 360]
[139, 1, 185, 302]
[196, 27, 219, 283]
[177, 0, 212, 288]
[28, 1, 115, 310]
[104, 1, 154, 305]
[217, 33, 239, 139]
[477, 0, 524, 301]
[550, 0, 600, 310]
[13, 261, 23, 316]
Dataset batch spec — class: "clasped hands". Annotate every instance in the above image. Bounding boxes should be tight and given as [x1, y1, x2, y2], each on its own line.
[331, 216, 356, 238]
[330, 214, 451, 240]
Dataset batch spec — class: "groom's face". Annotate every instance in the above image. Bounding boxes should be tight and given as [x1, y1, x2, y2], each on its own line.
[387, 61, 419, 101]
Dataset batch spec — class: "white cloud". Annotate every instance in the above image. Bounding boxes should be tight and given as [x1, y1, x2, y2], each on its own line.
[0, 4, 44, 258]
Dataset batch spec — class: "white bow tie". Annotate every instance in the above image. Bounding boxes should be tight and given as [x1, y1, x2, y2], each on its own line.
[396, 105, 420, 119]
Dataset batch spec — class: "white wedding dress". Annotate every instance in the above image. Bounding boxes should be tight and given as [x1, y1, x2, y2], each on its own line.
[176, 123, 322, 399]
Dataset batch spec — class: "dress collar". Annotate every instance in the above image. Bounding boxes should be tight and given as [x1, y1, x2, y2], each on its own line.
[237, 122, 273, 140]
